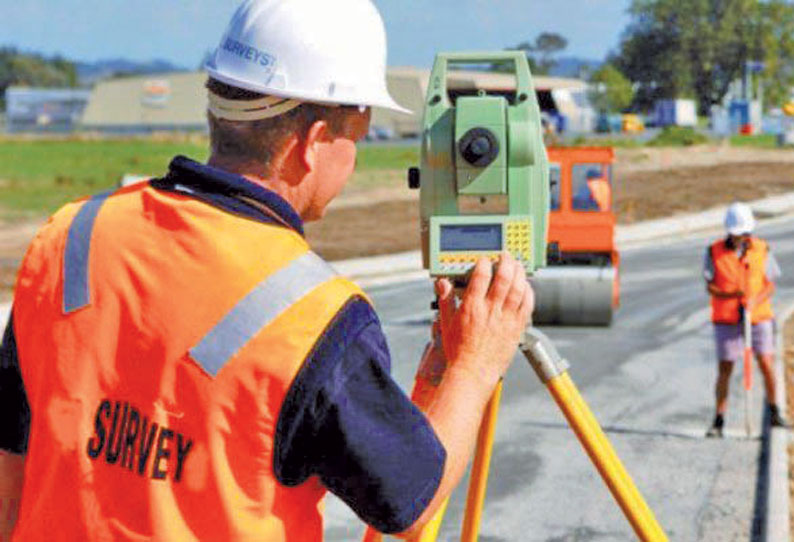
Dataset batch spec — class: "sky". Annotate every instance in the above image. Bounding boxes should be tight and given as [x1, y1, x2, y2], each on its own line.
[0, 0, 631, 69]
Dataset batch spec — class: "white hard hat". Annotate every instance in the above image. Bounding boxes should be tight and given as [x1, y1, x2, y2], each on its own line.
[205, 0, 410, 115]
[724, 202, 755, 235]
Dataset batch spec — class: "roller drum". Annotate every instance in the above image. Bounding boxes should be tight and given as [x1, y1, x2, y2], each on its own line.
[530, 265, 615, 326]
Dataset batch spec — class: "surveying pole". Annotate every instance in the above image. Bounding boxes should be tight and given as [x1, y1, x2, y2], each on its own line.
[742, 261, 754, 438]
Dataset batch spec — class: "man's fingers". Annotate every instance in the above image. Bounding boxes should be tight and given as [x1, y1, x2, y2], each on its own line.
[435, 277, 453, 301]
[464, 257, 492, 303]
[519, 282, 534, 326]
[487, 251, 517, 306]
[430, 319, 441, 340]
[435, 278, 455, 338]
[502, 262, 528, 314]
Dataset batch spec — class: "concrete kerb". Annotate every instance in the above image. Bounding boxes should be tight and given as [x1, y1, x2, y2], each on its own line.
[616, 192, 794, 249]
[332, 192, 794, 287]
[766, 300, 794, 542]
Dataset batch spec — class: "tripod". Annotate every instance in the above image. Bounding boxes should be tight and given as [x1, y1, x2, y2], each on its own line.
[363, 326, 668, 542]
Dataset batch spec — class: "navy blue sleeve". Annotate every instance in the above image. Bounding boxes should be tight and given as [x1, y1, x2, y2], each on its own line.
[0, 311, 31, 455]
[274, 297, 446, 534]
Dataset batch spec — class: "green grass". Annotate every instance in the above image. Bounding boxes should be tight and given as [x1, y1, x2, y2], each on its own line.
[356, 144, 418, 170]
[0, 138, 419, 219]
[647, 126, 710, 147]
[728, 134, 779, 148]
[0, 139, 207, 217]
[562, 136, 644, 149]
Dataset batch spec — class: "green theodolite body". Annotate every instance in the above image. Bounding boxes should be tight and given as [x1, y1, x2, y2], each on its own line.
[418, 51, 549, 277]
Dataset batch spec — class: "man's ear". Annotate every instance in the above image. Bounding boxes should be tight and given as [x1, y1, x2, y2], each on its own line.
[301, 120, 330, 172]
[273, 133, 302, 186]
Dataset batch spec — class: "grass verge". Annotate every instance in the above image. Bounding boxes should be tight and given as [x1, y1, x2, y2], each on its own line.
[647, 126, 710, 147]
[0, 138, 419, 219]
[0, 139, 207, 218]
[730, 134, 780, 149]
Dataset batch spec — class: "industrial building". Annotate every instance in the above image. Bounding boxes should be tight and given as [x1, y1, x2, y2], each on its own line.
[81, 72, 207, 133]
[76, 68, 594, 136]
[4, 87, 92, 133]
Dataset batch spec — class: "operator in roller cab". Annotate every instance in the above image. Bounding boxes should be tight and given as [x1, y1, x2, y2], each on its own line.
[572, 169, 611, 212]
[704, 202, 788, 438]
[0, 1, 533, 540]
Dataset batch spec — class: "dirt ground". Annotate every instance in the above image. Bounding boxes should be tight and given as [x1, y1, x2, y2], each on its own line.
[3, 145, 794, 293]
[306, 145, 794, 261]
[784, 318, 794, 532]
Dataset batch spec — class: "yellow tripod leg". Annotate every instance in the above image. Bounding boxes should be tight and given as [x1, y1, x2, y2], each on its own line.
[406, 499, 450, 542]
[403, 383, 503, 542]
[460, 380, 502, 542]
[363, 372, 451, 542]
[523, 327, 668, 542]
[547, 372, 667, 541]
[408, 382, 503, 542]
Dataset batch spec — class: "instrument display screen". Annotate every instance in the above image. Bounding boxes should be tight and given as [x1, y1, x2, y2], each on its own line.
[440, 224, 502, 251]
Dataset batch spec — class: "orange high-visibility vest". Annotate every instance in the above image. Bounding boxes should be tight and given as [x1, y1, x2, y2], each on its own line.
[11, 181, 365, 541]
[709, 237, 774, 324]
[586, 178, 611, 211]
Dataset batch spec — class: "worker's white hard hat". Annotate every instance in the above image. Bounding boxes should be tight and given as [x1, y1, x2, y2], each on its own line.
[724, 202, 755, 235]
[205, 0, 410, 115]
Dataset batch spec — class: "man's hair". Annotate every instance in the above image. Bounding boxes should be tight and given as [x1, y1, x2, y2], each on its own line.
[206, 78, 360, 175]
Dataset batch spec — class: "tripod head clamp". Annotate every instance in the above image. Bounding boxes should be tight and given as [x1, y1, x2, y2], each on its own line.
[520, 326, 570, 382]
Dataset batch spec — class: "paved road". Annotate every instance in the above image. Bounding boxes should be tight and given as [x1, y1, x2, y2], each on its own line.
[325, 217, 794, 542]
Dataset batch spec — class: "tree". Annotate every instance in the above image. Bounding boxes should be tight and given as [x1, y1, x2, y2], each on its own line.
[614, 0, 758, 114]
[588, 64, 634, 113]
[754, 1, 794, 108]
[512, 42, 541, 75]
[534, 32, 568, 74]
[0, 48, 78, 107]
[512, 32, 568, 75]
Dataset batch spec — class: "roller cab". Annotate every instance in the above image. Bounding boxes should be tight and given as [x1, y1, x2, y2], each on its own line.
[531, 146, 620, 325]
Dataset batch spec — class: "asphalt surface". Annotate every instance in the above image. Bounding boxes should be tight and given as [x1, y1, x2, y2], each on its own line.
[324, 217, 794, 542]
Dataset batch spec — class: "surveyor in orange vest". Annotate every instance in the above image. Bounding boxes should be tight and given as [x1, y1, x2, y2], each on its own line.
[704, 202, 788, 437]
[0, 2, 533, 541]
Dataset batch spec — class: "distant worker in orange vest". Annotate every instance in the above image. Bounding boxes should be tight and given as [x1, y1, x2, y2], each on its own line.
[704, 202, 788, 437]
[0, 1, 533, 540]
[572, 168, 611, 211]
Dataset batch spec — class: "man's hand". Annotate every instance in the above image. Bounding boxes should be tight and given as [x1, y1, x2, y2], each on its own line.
[707, 283, 743, 299]
[748, 280, 775, 311]
[399, 253, 533, 537]
[434, 251, 533, 388]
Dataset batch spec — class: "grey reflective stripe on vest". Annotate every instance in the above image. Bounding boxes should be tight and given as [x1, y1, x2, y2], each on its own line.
[63, 191, 112, 314]
[190, 251, 337, 376]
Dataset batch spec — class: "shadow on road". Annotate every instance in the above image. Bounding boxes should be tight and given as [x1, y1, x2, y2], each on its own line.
[519, 420, 764, 442]
[750, 408, 771, 541]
